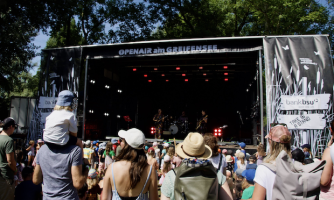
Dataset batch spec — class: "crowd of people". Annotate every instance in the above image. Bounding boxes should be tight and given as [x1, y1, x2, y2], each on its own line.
[1, 90, 334, 200]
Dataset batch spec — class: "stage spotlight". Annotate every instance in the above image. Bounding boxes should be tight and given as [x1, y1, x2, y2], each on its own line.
[185, 79, 188, 82]
[117, 115, 120, 118]
[182, 74, 186, 76]
[224, 78, 228, 81]
[176, 67, 180, 70]
[224, 73, 228, 75]
[203, 73, 206, 76]
[90, 80, 95, 84]
[199, 66, 203, 69]
[105, 85, 110, 89]
[166, 79, 169, 82]
[144, 74, 147, 77]
[117, 89, 122, 93]
[246, 89, 249, 92]
[89, 110, 94, 113]
[133, 68, 137, 71]
[154, 68, 158, 70]
[161, 74, 165, 76]
[205, 79, 209, 82]
[104, 113, 109, 116]
[148, 80, 152, 82]
[223, 66, 228, 69]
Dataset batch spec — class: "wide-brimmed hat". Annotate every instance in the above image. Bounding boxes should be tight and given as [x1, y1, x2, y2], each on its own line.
[175, 132, 212, 159]
[226, 155, 233, 162]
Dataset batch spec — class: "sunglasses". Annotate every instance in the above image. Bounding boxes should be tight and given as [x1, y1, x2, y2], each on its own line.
[270, 123, 287, 128]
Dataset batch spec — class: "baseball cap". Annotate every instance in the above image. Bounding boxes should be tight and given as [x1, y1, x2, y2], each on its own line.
[111, 138, 118, 144]
[56, 90, 76, 107]
[153, 142, 158, 147]
[118, 128, 145, 150]
[163, 143, 169, 148]
[164, 155, 171, 162]
[148, 147, 155, 153]
[99, 142, 106, 149]
[265, 125, 291, 143]
[2, 117, 18, 128]
[88, 169, 98, 179]
[242, 169, 256, 182]
[222, 149, 227, 154]
[145, 146, 149, 150]
[236, 168, 244, 176]
[301, 144, 311, 149]
[235, 150, 241, 156]
[85, 140, 91, 146]
[238, 142, 246, 148]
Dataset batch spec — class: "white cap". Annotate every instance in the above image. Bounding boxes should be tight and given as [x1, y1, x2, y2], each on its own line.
[118, 128, 145, 149]
[163, 143, 169, 147]
[164, 155, 171, 162]
[85, 140, 91, 146]
[153, 142, 158, 146]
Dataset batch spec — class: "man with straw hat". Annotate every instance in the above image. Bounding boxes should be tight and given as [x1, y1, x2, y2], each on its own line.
[161, 132, 233, 200]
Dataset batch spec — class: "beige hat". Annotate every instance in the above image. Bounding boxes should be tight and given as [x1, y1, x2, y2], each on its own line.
[226, 155, 233, 163]
[175, 132, 212, 159]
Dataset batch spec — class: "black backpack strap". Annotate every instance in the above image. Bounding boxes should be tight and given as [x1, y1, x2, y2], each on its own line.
[172, 169, 176, 175]
[217, 153, 222, 172]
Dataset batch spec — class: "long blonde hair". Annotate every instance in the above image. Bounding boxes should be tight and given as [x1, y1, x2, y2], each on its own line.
[167, 147, 175, 157]
[238, 153, 245, 165]
[54, 105, 73, 111]
[264, 135, 291, 164]
[87, 178, 98, 190]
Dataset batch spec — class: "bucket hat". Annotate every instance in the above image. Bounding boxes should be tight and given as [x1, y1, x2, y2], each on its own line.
[175, 132, 212, 159]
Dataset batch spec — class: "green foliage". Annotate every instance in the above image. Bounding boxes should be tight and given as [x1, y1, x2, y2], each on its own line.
[46, 18, 84, 48]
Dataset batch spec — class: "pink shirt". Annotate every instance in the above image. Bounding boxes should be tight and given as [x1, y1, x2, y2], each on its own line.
[320, 167, 334, 199]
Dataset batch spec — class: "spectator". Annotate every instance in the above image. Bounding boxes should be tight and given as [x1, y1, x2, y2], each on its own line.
[222, 149, 228, 157]
[33, 136, 88, 199]
[161, 132, 233, 200]
[15, 166, 42, 200]
[103, 142, 115, 170]
[205, 133, 227, 174]
[32, 139, 44, 167]
[301, 144, 313, 159]
[226, 170, 234, 197]
[233, 173, 243, 200]
[102, 128, 158, 200]
[153, 142, 160, 166]
[111, 139, 118, 152]
[98, 142, 106, 176]
[233, 150, 241, 172]
[237, 151, 247, 170]
[241, 169, 256, 199]
[147, 147, 159, 170]
[246, 155, 257, 170]
[238, 142, 246, 157]
[172, 154, 182, 168]
[161, 143, 169, 161]
[291, 148, 305, 163]
[159, 155, 172, 185]
[256, 144, 266, 165]
[86, 169, 101, 200]
[115, 140, 122, 157]
[226, 155, 234, 172]
[303, 159, 314, 165]
[0, 117, 17, 200]
[320, 120, 334, 200]
[252, 125, 291, 200]
[77, 183, 88, 200]
[15, 150, 24, 185]
[144, 146, 149, 156]
[26, 140, 35, 166]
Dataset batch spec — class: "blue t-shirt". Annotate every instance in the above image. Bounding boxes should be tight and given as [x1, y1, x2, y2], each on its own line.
[15, 180, 42, 200]
[246, 163, 257, 170]
[36, 144, 83, 200]
[241, 149, 246, 157]
[234, 157, 238, 172]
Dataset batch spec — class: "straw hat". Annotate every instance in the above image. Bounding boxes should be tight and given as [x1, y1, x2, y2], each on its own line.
[226, 155, 233, 163]
[175, 132, 212, 159]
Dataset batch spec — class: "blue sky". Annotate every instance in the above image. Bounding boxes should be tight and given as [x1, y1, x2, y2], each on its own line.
[29, 0, 331, 75]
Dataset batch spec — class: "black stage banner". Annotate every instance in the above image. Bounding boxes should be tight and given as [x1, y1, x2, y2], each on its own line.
[264, 36, 334, 155]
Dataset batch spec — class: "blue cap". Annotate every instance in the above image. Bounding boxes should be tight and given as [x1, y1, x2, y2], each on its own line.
[145, 146, 149, 150]
[56, 90, 75, 107]
[238, 142, 246, 148]
[242, 169, 256, 182]
[301, 144, 311, 149]
[93, 141, 97, 145]
[111, 138, 118, 144]
[304, 151, 310, 159]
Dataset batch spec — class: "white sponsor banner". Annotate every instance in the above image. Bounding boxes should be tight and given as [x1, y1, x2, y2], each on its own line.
[280, 94, 330, 110]
[38, 96, 57, 109]
[277, 114, 326, 130]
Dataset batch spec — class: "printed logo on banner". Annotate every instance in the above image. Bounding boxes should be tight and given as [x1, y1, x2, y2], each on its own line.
[280, 94, 330, 110]
[38, 97, 58, 109]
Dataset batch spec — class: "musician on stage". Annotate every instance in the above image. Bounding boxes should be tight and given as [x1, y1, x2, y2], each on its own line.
[153, 109, 164, 139]
[178, 111, 188, 123]
[197, 110, 208, 135]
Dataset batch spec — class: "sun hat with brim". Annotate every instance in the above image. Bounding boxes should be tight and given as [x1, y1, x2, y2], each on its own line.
[118, 128, 145, 150]
[265, 125, 291, 143]
[226, 155, 233, 162]
[175, 132, 212, 159]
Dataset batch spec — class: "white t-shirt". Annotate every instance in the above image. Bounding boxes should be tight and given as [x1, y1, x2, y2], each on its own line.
[237, 160, 247, 170]
[43, 110, 77, 145]
[208, 153, 227, 172]
[254, 165, 276, 200]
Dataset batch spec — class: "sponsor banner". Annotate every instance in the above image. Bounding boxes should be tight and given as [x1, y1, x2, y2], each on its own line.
[38, 97, 57, 109]
[277, 114, 326, 130]
[280, 94, 330, 110]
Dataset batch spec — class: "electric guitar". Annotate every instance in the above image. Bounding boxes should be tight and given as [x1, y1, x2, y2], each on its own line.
[196, 115, 208, 130]
[154, 115, 168, 125]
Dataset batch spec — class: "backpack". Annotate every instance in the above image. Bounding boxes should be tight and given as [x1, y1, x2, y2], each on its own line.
[262, 150, 326, 200]
[173, 159, 218, 200]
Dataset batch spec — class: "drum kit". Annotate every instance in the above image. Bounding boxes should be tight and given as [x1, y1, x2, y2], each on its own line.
[168, 120, 189, 135]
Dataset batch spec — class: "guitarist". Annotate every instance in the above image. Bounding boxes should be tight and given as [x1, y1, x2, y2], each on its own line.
[197, 110, 208, 135]
[153, 109, 165, 139]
